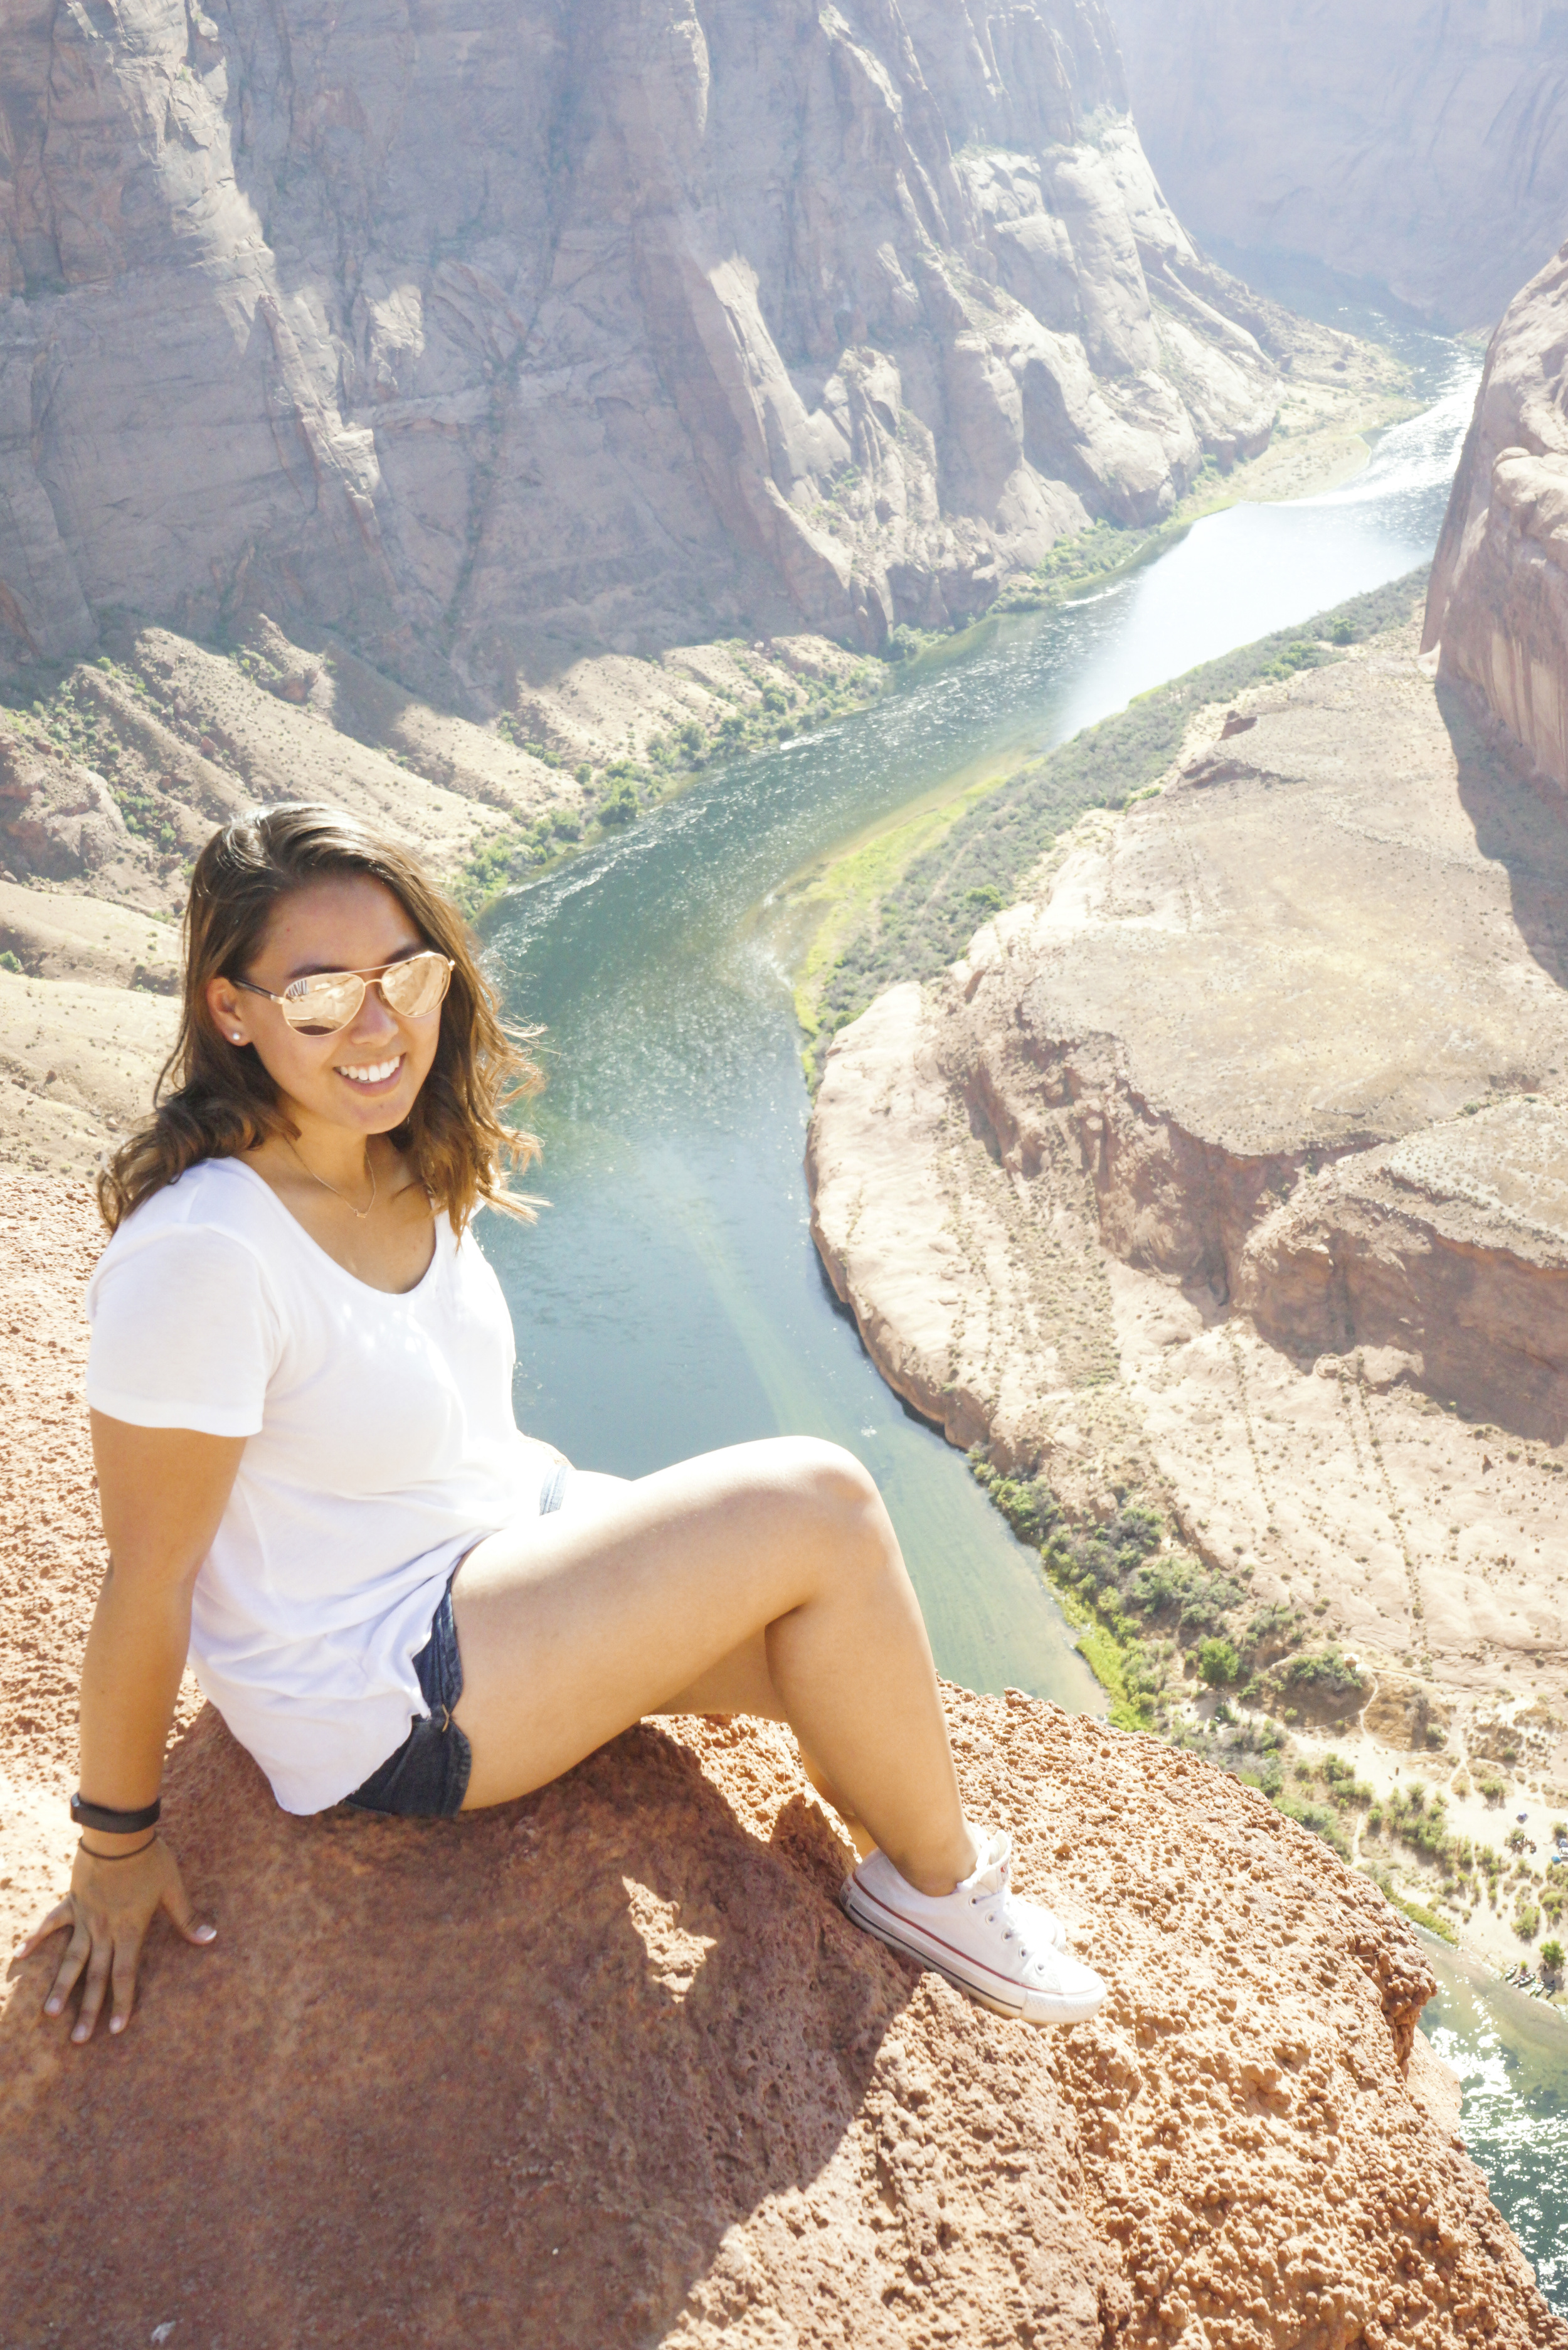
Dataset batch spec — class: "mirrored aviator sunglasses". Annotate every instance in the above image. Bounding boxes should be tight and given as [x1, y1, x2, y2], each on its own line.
[235, 950, 454, 1036]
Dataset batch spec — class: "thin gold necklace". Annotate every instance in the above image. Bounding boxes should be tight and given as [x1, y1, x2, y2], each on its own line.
[287, 1135, 378, 1220]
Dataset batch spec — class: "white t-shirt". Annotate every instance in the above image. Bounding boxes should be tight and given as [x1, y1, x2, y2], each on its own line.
[85, 1156, 540, 1814]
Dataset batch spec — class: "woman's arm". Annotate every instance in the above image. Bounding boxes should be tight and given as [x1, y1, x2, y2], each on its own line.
[18, 1414, 246, 2045]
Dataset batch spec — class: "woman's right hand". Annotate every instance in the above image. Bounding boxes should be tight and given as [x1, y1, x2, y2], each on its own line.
[18, 1837, 216, 2044]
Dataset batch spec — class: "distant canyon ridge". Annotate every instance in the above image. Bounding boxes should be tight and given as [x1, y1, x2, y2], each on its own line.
[3, 0, 1306, 699]
[1113, 0, 1568, 330]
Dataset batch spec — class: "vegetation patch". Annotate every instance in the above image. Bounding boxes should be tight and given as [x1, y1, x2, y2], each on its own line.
[1263, 1646, 1371, 1722]
[1363, 1876, 1458, 1945]
[805, 570, 1428, 1082]
[968, 1459, 1319, 1745]
[986, 513, 1195, 615]
[5, 667, 184, 859]
[459, 657, 887, 916]
[965, 1457, 1404, 1869]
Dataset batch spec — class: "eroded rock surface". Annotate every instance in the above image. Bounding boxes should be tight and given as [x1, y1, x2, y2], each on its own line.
[0, 0, 1300, 686]
[1426, 245, 1568, 792]
[1113, 0, 1568, 329]
[808, 624, 1568, 1782]
[1, 1178, 1561, 2348]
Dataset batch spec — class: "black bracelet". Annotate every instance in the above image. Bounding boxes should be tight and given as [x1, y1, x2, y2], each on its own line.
[71, 1792, 162, 1835]
[77, 1833, 158, 1862]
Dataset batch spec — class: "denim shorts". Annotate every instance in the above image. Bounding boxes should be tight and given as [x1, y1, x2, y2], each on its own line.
[346, 1462, 570, 1820]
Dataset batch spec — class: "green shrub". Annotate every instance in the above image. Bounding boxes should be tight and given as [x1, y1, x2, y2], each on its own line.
[1540, 1937, 1564, 1976]
[0, 950, 19, 974]
[1197, 1637, 1241, 1688]
[1515, 1900, 1541, 1943]
[1269, 1648, 1369, 1714]
[598, 778, 639, 827]
[1242, 1602, 1303, 1663]
[1276, 1792, 1350, 1859]
[1384, 1785, 1455, 1871]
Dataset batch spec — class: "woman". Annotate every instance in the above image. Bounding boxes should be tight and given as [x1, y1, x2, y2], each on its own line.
[21, 802, 1106, 2044]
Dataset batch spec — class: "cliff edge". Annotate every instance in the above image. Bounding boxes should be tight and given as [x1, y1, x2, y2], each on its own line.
[1425, 243, 1568, 787]
[3, 1186, 1564, 2345]
[807, 608, 1568, 1960]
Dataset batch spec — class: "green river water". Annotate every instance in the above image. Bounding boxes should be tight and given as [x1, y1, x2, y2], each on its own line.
[479, 317, 1565, 2304]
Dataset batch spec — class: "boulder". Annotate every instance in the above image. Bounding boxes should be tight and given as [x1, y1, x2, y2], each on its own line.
[2, 1174, 1565, 2346]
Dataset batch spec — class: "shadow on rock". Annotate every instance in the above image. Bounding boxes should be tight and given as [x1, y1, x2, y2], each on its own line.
[1444, 672, 1568, 994]
[0, 1705, 1102, 2349]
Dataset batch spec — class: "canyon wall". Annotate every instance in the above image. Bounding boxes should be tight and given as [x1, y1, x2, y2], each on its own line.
[1424, 243, 1568, 788]
[807, 615, 1568, 1834]
[1111, 0, 1568, 330]
[0, 0, 1288, 697]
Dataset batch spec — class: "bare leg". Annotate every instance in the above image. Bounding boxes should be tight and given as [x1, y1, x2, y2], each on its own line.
[450, 1437, 975, 1895]
[559, 1474, 873, 1848]
[643, 1621, 874, 1859]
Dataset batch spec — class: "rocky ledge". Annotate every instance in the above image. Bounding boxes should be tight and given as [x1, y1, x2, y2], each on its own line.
[1, 1186, 1561, 2347]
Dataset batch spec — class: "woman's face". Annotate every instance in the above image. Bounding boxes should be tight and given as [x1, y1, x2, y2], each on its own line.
[206, 875, 445, 1138]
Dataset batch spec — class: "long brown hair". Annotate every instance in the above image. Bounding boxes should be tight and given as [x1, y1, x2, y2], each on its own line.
[98, 803, 542, 1233]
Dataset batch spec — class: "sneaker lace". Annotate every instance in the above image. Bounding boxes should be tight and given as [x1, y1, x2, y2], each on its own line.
[968, 1841, 1031, 1955]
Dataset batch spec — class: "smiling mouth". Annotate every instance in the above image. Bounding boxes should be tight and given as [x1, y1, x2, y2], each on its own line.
[334, 1055, 404, 1090]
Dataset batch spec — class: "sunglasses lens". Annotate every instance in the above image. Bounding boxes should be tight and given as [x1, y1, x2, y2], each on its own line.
[281, 973, 365, 1034]
[380, 954, 450, 1018]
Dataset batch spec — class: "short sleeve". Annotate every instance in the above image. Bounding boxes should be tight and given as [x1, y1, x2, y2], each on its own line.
[86, 1225, 281, 1438]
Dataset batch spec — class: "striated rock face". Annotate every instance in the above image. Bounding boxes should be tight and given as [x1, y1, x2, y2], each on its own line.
[811, 632, 1568, 1454]
[1111, 0, 1568, 331]
[0, 0, 1288, 687]
[808, 622, 1568, 1758]
[1425, 246, 1568, 788]
[2, 1178, 1562, 2349]
[1237, 1098, 1568, 1446]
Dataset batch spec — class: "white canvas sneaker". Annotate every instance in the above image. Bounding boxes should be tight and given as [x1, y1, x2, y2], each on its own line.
[840, 1827, 1108, 2026]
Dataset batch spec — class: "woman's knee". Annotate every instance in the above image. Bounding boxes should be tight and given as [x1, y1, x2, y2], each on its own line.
[766, 1436, 890, 1562]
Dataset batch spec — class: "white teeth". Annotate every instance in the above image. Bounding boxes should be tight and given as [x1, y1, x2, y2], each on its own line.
[335, 1056, 401, 1085]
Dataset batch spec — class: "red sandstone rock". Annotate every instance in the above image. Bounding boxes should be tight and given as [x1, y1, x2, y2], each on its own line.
[1426, 246, 1568, 786]
[2, 1176, 1564, 2348]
